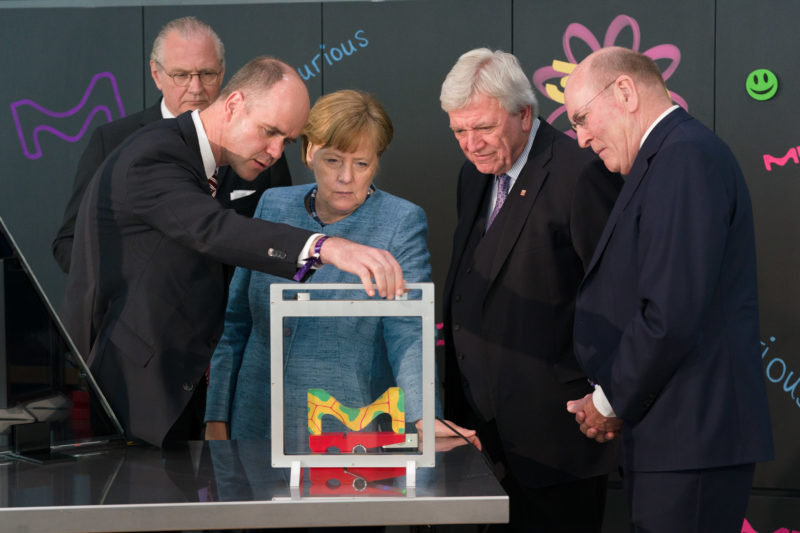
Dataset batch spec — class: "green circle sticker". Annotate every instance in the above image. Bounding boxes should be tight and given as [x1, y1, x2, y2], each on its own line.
[746, 69, 778, 101]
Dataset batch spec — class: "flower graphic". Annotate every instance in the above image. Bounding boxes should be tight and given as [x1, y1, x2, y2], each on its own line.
[532, 14, 687, 137]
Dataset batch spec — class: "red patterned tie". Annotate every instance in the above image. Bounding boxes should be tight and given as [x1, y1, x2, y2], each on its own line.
[208, 170, 218, 198]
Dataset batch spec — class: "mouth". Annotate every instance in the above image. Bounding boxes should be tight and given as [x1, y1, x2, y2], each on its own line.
[750, 86, 775, 95]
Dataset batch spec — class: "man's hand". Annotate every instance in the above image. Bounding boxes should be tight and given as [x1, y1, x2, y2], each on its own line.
[205, 421, 229, 440]
[566, 393, 622, 443]
[415, 419, 482, 452]
[317, 236, 405, 298]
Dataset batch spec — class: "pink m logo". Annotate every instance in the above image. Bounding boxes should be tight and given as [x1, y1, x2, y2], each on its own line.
[763, 147, 799, 171]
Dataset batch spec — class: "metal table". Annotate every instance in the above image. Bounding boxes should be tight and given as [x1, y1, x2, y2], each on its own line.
[0, 439, 507, 531]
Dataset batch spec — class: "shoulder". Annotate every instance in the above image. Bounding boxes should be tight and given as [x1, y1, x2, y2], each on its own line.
[658, 116, 738, 172]
[255, 184, 314, 219]
[96, 105, 159, 143]
[261, 183, 312, 202]
[369, 189, 427, 222]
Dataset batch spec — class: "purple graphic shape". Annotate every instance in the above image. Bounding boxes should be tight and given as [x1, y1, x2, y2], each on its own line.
[532, 14, 687, 138]
[9, 71, 126, 160]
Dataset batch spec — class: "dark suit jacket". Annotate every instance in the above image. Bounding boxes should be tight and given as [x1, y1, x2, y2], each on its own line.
[573, 108, 774, 472]
[443, 119, 622, 486]
[63, 112, 312, 447]
[52, 102, 291, 273]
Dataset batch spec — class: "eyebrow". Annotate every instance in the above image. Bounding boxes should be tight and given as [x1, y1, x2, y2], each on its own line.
[450, 121, 496, 132]
[570, 111, 587, 128]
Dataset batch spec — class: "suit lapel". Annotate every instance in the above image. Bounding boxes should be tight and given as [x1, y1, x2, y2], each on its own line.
[444, 165, 492, 304]
[487, 120, 554, 285]
[583, 107, 692, 277]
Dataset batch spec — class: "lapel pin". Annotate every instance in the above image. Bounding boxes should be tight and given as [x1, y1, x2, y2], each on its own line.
[520, 189, 527, 197]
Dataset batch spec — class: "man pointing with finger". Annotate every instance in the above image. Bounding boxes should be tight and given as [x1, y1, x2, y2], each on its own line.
[64, 56, 403, 448]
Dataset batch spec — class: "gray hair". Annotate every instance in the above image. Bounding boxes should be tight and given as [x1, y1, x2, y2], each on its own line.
[440, 48, 537, 116]
[150, 16, 225, 68]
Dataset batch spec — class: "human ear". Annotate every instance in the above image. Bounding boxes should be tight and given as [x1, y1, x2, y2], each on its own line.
[150, 60, 163, 91]
[615, 76, 639, 111]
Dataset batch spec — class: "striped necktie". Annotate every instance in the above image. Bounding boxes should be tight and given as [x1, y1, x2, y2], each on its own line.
[487, 173, 510, 229]
[208, 170, 218, 198]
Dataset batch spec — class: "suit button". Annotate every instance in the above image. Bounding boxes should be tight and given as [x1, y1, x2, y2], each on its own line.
[284, 327, 292, 337]
[458, 353, 465, 360]
[466, 267, 472, 273]
[455, 294, 461, 302]
[182, 381, 194, 392]
[454, 324, 461, 332]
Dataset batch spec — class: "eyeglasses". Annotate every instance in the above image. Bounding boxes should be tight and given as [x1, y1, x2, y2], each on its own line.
[569, 78, 617, 132]
[156, 61, 221, 87]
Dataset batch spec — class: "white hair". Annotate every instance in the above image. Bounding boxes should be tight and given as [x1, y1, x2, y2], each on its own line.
[440, 48, 537, 115]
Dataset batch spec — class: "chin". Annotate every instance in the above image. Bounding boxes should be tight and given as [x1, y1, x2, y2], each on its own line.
[474, 163, 500, 175]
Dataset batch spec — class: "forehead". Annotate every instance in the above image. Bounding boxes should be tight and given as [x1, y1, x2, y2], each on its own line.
[318, 136, 378, 158]
[563, 70, 593, 113]
[448, 92, 510, 128]
[245, 81, 309, 137]
[160, 31, 219, 69]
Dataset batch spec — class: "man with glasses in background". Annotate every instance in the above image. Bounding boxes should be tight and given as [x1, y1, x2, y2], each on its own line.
[52, 16, 290, 273]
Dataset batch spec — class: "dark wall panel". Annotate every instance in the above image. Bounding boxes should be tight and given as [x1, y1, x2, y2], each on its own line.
[321, 0, 512, 310]
[0, 7, 143, 311]
[716, 0, 800, 494]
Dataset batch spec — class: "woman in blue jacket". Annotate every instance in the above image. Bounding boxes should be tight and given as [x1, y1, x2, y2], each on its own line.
[204, 89, 474, 451]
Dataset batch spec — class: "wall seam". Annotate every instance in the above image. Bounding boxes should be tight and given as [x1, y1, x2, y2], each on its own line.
[141, 5, 146, 110]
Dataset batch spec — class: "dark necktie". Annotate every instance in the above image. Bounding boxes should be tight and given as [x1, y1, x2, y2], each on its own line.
[487, 173, 510, 229]
[208, 170, 218, 198]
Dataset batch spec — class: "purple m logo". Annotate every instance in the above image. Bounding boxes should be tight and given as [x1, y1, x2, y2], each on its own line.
[9, 72, 126, 160]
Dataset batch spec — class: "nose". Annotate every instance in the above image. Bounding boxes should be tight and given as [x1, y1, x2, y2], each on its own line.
[187, 73, 203, 93]
[338, 162, 354, 183]
[575, 126, 591, 149]
[461, 130, 484, 154]
[265, 137, 284, 161]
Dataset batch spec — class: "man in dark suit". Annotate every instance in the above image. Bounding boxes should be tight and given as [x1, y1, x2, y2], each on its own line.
[63, 56, 404, 448]
[564, 47, 774, 532]
[52, 16, 290, 273]
[439, 48, 622, 532]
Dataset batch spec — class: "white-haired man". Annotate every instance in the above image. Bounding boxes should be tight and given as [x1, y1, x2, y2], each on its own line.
[440, 48, 622, 532]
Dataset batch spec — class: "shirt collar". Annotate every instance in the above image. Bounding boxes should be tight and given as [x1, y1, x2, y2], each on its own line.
[639, 105, 679, 148]
[502, 117, 540, 189]
[160, 98, 176, 119]
[190, 109, 217, 179]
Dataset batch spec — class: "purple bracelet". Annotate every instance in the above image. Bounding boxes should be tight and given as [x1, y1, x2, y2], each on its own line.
[293, 236, 328, 282]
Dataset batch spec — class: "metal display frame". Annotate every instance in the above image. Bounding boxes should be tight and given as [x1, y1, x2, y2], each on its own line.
[269, 283, 436, 485]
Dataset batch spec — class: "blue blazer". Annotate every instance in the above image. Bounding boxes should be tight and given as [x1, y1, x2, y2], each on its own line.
[205, 184, 438, 444]
[574, 108, 774, 471]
